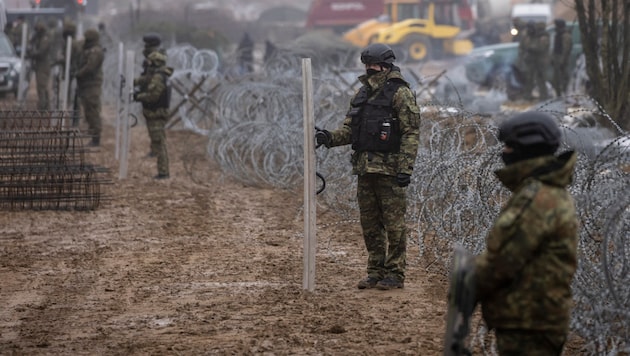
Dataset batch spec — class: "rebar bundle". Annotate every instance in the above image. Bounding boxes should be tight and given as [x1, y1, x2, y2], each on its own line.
[0, 110, 110, 211]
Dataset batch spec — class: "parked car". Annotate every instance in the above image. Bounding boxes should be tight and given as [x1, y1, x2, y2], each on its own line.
[464, 22, 583, 92]
[0, 30, 26, 98]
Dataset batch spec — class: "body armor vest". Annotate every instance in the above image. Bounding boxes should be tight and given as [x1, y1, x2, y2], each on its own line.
[348, 78, 405, 153]
[143, 72, 171, 111]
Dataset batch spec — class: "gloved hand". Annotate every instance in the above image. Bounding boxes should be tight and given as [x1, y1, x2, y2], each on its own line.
[132, 91, 140, 102]
[396, 173, 411, 187]
[315, 129, 332, 148]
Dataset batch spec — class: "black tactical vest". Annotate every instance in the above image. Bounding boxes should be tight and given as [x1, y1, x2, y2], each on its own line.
[143, 72, 171, 111]
[348, 78, 406, 153]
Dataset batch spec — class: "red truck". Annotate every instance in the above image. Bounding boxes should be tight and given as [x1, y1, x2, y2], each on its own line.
[305, 0, 385, 33]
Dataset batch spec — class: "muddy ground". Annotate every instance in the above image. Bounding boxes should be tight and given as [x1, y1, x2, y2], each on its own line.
[0, 103, 457, 355]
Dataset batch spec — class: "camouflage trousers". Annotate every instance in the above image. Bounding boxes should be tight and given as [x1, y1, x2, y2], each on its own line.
[551, 61, 570, 97]
[495, 329, 566, 356]
[143, 109, 169, 176]
[357, 173, 407, 282]
[523, 60, 549, 100]
[33, 65, 50, 110]
[78, 84, 102, 139]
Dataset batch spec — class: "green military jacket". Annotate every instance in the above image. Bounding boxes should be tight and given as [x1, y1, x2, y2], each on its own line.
[475, 151, 579, 333]
[328, 68, 421, 176]
[136, 65, 173, 119]
[551, 30, 572, 66]
[29, 31, 51, 69]
[76, 42, 104, 87]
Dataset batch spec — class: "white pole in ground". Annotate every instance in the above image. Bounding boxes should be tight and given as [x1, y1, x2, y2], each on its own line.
[17, 22, 28, 103]
[119, 50, 134, 179]
[60, 36, 72, 124]
[302, 58, 316, 291]
[115, 42, 124, 160]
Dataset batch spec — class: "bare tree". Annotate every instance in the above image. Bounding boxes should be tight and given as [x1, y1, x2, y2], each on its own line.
[574, 0, 630, 132]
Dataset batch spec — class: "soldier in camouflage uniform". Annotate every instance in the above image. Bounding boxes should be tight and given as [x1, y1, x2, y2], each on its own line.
[133, 51, 173, 179]
[137, 33, 167, 157]
[551, 19, 573, 98]
[473, 111, 578, 355]
[28, 21, 51, 110]
[316, 43, 421, 290]
[75, 29, 104, 146]
[521, 22, 550, 100]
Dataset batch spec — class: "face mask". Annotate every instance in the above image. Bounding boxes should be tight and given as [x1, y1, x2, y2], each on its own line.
[366, 68, 380, 77]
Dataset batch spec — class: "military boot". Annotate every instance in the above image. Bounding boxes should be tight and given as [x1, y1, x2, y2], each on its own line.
[357, 276, 380, 289]
[376, 276, 404, 290]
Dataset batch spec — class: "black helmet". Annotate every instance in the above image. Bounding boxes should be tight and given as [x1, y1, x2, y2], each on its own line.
[360, 43, 396, 65]
[498, 112, 561, 161]
[143, 32, 161, 47]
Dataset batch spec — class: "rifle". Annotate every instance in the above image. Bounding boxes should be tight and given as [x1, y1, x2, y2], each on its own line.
[444, 244, 476, 356]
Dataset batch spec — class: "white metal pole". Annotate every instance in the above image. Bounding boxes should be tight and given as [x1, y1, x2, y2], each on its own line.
[60, 36, 72, 123]
[119, 50, 134, 179]
[17, 22, 28, 103]
[302, 58, 316, 291]
[115, 42, 124, 160]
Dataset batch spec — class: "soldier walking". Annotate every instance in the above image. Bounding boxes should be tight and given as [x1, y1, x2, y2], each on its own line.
[551, 19, 573, 97]
[133, 52, 173, 179]
[75, 29, 104, 146]
[315, 43, 421, 290]
[28, 21, 51, 110]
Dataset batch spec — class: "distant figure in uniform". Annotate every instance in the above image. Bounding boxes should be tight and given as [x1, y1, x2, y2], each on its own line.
[516, 21, 549, 101]
[137, 33, 167, 157]
[472, 111, 578, 355]
[97, 22, 113, 51]
[28, 21, 51, 110]
[236, 32, 254, 74]
[263, 39, 277, 64]
[315, 43, 421, 290]
[551, 19, 573, 97]
[75, 29, 104, 146]
[512, 17, 525, 42]
[133, 51, 173, 180]
[9, 15, 25, 51]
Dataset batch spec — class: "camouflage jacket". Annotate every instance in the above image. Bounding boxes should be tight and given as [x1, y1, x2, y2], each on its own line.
[551, 30, 573, 66]
[29, 32, 51, 69]
[76, 42, 104, 87]
[328, 68, 421, 176]
[136, 65, 173, 117]
[475, 151, 579, 333]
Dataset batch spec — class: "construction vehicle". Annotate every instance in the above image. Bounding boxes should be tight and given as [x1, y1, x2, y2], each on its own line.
[374, 0, 477, 62]
[343, 0, 419, 48]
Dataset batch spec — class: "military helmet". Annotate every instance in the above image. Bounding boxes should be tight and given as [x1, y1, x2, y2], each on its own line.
[143, 32, 162, 47]
[498, 111, 561, 153]
[84, 28, 100, 42]
[63, 21, 77, 36]
[360, 43, 396, 65]
[147, 51, 167, 66]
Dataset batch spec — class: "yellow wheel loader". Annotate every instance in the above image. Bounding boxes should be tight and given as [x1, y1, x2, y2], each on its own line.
[375, 1, 474, 62]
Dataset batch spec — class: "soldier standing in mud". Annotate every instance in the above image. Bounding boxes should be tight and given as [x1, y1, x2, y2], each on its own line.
[75, 29, 104, 147]
[137, 33, 167, 157]
[133, 51, 173, 180]
[513, 21, 548, 101]
[28, 21, 52, 110]
[471, 111, 578, 355]
[551, 19, 573, 98]
[315, 43, 421, 290]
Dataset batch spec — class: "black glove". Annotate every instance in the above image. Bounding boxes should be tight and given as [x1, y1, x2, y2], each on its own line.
[132, 90, 140, 102]
[315, 129, 332, 148]
[396, 173, 411, 187]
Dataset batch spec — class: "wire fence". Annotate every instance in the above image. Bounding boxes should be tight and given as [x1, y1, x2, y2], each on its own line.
[101, 41, 629, 354]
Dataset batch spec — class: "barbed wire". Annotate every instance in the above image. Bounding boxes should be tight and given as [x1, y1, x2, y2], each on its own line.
[100, 42, 630, 353]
